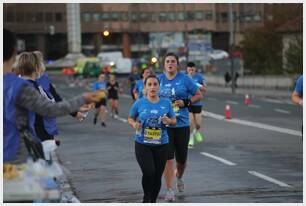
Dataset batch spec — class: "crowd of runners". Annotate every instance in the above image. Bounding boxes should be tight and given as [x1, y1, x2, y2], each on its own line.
[4, 28, 303, 203]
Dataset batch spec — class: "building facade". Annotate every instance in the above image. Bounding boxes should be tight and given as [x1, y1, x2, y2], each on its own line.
[4, 3, 270, 60]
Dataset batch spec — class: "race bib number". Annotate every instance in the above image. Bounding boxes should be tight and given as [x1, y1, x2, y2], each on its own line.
[143, 127, 162, 144]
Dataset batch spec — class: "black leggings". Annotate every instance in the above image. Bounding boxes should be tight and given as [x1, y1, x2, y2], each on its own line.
[135, 142, 169, 203]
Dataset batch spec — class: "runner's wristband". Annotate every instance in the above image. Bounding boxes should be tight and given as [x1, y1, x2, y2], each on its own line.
[183, 99, 191, 107]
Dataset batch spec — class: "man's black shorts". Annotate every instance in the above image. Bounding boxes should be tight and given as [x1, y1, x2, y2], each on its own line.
[188, 105, 202, 114]
[95, 98, 107, 108]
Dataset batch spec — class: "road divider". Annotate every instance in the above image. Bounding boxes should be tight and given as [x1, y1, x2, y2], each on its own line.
[248, 171, 293, 188]
[202, 110, 301, 137]
[274, 109, 291, 114]
[226, 100, 239, 105]
[200, 152, 237, 166]
[248, 104, 261, 108]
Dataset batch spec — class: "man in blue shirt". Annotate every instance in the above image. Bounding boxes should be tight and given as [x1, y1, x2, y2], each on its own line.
[186, 62, 207, 148]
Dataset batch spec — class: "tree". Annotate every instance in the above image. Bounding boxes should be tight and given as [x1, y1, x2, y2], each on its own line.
[240, 27, 282, 74]
[285, 36, 302, 74]
[239, 4, 302, 75]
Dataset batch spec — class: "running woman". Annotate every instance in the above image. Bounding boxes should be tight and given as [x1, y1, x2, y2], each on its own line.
[128, 75, 176, 203]
[107, 74, 120, 118]
[186, 62, 207, 148]
[92, 74, 108, 127]
[133, 67, 152, 99]
[158, 53, 202, 201]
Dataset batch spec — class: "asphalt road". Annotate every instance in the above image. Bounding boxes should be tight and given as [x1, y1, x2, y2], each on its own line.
[51, 74, 302, 203]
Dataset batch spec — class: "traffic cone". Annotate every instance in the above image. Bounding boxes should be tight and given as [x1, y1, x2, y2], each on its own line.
[225, 104, 231, 119]
[244, 94, 251, 105]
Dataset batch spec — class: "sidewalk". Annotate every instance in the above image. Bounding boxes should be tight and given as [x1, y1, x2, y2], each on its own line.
[207, 84, 292, 100]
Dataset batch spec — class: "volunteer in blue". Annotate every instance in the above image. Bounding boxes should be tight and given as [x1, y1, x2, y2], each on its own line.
[186, 62, 207, 147]
[128, 75, 176, 203]
[158, 53, 202, 201]
[133, 67, 151, 99]
[3, 28, 98, 163]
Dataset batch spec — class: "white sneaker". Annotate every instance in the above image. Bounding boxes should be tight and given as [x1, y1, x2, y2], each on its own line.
[164, 188, 175, 202]
[177, 178, 184, 192]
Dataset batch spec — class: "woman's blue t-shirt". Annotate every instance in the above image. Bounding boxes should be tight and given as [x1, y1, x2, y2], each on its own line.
[129, 97, 175, 145]
[158, 72, 198, 128]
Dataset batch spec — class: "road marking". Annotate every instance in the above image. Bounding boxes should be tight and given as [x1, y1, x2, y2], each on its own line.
[248, 104, 261, 108]
[116, 116, 128, 123]
[226, 100, 239, 105]
[202, 110, 301, 137]
[248, 171, 293, 188]
[200, 152, 237, 166]
[264, 98, 284, 104]
[207, 97, 217, 101]
[274, 109, 291, 114]
[202, 110, 224, 120]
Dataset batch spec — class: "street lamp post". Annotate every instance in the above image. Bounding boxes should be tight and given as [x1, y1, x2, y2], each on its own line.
[229, 3, 236, 94]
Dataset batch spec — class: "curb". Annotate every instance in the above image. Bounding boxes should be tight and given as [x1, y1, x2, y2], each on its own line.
[51, 152, 81, 203]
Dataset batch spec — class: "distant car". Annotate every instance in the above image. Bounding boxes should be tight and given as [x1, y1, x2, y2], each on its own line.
[208, 49, 229, 60]
[74, 57, 102, 78]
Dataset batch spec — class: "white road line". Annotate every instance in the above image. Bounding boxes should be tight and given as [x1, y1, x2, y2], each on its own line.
[226, 100, 239, 105]
[202, 110, 302, 137]
[207, 97, 217, 101]
[264, 98, 284, 104]
[274, 109, 291, 114]
[229, 118, 301, 136]
[116, 116, 128, 123]
[248, 104, 261, 108]
[248, 171, 293, 188]
[200, 152, 237, 166]
[202, 111, 224, 120]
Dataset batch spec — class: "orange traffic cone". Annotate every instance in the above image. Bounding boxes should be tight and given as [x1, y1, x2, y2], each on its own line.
[244, 94, 251, 105]
[225, 104, 231, 119]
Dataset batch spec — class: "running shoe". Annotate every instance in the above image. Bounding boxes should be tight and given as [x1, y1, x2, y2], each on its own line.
[188, 136, 194, 148]
[195, 131, 203, 142]
[177, 178, 184, 192]
[164, 188, 175, 202]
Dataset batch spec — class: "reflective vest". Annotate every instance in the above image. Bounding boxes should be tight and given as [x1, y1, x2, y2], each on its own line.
[36, 73, 58, 135]
[4, 73, 28, 162]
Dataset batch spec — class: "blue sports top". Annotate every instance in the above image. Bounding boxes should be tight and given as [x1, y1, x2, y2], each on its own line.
[188, 72, 205, 106]
[294, 75, 303, 98]
[134, 79, 146, 99]
[92, 81, 107, 92]
[158, 72, 198, 128]
[129, 97, 175, 145]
